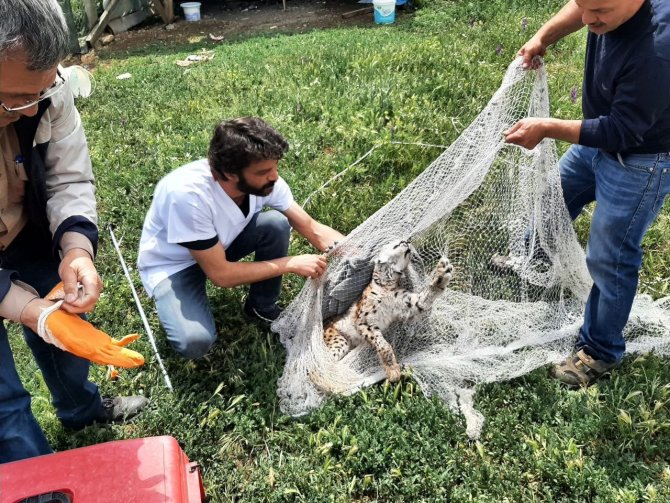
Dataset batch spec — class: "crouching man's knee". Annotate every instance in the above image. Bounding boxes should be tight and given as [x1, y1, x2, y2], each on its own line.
[168, 327, 216, 359]
[261, 211, 291, 237]
[266, 210, 291, 234]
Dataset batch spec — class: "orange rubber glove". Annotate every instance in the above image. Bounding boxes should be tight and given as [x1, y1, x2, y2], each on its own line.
[35, 282, 145, 368]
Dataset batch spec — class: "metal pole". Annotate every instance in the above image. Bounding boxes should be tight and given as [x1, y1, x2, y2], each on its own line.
[108, 225, 173, 392]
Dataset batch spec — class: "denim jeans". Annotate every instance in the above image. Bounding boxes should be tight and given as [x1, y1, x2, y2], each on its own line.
[153, 210, 291, 359]
[559, 145, 670, 362]
[0, 228, 103, 463]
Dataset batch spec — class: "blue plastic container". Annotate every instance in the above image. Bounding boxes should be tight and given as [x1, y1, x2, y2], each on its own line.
[373, 0, 395, 24]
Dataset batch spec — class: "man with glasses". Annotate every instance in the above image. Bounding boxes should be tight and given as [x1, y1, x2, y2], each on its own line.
[0, 71, 67, 116]
[0, 0, 147, 464]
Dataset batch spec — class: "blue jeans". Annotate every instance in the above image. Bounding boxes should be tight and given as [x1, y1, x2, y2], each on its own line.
[153, 210, 291, 359]
[0, 228, 103, 464]
[559, 145, 670, 362]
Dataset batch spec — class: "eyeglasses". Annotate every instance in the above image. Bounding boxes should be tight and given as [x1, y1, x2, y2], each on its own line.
[0, 70, 66, 113]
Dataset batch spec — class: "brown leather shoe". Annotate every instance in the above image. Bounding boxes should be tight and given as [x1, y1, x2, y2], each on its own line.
[551, 349, 619, 387]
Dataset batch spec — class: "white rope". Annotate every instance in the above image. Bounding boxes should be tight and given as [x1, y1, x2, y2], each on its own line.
[301, 140, 450, 209]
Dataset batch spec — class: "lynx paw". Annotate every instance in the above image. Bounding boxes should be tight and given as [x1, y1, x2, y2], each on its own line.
[385, 365, 402, 383]
[433, 257, 453, 288]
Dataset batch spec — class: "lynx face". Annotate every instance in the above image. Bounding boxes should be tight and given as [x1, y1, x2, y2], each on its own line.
[375, 240, 413, 284]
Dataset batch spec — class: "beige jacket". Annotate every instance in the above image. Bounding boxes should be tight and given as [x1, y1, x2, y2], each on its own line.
[0, 72, 97, 322]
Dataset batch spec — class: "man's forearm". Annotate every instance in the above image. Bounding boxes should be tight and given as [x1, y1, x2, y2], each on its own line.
[283, 202, 345, 252]
[208, 257, 292, 288]
[304, 223, 345, 252]
[536, 0, 584, 47]
[544, 118, 582, 144]
[60, 231, 95, 260]
[504, 117, 582, 150]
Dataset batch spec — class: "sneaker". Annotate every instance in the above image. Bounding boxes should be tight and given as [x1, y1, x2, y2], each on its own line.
[96, 396, 149, 424]
[243, 301, 283, 323]
[550, 349, 619, 388]
[63, 395, 148, 431]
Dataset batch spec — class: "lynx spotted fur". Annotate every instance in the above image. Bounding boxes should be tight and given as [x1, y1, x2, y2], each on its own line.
[321, 240, 452, 384]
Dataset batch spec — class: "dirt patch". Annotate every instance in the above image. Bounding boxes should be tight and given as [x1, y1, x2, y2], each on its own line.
[90, 0, 383, 57]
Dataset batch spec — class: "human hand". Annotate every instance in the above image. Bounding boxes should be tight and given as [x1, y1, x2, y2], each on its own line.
[286, 254, 328, 279]
[58, 248, 102, 313]
[33, 282, 145, 368]
[517, 35, 546, 69]
[503, 118, 547, 150]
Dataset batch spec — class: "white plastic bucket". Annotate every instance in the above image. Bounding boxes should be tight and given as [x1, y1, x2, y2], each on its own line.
[373, 0, 395, 24]
[180, 2, 201, 22]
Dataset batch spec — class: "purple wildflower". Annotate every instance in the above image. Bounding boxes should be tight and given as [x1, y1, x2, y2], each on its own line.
[522, 17, 528, 31]
[570, 86, 578, 104]
[496, 44, 503, 56]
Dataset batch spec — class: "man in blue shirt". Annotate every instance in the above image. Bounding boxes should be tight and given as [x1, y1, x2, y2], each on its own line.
[504, 0, 670, 386]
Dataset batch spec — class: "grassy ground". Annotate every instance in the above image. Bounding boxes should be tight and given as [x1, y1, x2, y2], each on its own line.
[10, 0, 670, 500]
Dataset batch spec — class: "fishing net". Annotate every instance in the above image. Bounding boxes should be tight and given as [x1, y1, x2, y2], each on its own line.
[273, 58, 670, 438]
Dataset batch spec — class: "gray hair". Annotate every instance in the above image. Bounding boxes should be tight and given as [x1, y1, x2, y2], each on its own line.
[0, 0, 70, 70]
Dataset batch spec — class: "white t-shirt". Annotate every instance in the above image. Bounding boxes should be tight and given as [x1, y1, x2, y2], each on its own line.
[138, 159, 294, 296]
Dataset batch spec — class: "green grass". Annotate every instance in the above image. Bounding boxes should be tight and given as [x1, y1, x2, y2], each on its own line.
[10, 0, 670, 500]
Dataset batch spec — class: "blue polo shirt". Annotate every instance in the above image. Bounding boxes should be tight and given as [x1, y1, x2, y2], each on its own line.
[579, 0, 670, 154]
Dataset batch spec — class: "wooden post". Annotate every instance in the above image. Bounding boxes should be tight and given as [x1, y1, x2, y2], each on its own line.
[57, 0, 83, 54]
[85, 0, 122, 47]
[166, 0, 173, 22]
[149, 0, 174, 23]
[150, 0, 167, 21]
[82, 0, 99, 30]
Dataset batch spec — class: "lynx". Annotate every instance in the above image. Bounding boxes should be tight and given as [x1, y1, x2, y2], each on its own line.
[322, 240, 453, 383]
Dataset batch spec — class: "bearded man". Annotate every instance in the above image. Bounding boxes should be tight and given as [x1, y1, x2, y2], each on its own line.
[138, 117, 344, 359]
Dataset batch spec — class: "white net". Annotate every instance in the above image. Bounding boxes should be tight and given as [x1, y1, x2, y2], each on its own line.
[273, 58, 670, 438]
